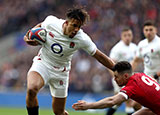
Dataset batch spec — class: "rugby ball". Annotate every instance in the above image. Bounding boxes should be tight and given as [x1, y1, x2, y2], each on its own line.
[29, 27, 46, 44]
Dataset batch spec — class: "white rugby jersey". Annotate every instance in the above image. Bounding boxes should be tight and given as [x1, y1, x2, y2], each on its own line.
[136, 35, 160, 76]
[37, 15, 97, 68]
[110, 40, 137, 62]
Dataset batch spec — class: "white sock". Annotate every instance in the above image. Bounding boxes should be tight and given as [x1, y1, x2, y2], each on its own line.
[125, 107, 134, 113]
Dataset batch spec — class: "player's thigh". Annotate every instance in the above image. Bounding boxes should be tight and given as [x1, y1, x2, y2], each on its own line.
[27, 58, 50, 90]
[27, 71, 44, 90]
[132, 108, 156, 115]
[52, 96, 67, 111]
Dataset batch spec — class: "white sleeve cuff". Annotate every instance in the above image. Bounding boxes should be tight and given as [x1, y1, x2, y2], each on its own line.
[118, 92, 129, 100]
[90, 47, 97, 56]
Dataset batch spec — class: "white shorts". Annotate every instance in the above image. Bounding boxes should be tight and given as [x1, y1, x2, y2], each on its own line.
[28, 56, 70, 98]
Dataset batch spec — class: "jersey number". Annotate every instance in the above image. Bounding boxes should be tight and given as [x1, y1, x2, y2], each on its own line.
[141, 75, 160, 91]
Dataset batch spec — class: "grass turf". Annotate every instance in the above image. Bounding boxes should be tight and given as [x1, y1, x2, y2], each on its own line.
[0, 107, 124, 115]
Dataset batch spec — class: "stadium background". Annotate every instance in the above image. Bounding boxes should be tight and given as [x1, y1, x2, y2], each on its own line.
[0, 0, 160, 114]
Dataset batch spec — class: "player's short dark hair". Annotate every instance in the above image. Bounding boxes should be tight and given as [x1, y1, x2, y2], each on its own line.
[121, 26, 131, 32]
[66, 6, 90, 25]
[143, 20, 156, 27]
[112, 61, 132, 74]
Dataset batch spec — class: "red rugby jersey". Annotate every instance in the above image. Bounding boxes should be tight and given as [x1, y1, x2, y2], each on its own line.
[120, 73, 160, 114]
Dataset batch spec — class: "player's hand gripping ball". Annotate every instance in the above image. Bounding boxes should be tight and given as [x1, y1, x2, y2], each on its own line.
[29, 27, 46, 44]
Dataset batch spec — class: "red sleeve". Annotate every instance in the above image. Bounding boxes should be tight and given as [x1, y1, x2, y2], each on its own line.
[120, 80, 137, 98]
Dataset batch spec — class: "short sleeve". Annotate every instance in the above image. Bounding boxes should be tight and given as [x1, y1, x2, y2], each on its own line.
[41, 15, 57, 29]
[120, 82, 137, 99]
[81, 33, 97, 56]
[118, 92, 128, 100]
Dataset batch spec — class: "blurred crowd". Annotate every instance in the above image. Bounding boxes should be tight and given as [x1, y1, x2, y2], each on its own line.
[0, 0, 160, 93]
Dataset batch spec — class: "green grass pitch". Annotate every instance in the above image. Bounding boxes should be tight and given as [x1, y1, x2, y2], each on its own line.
[0, 107, 124, 115]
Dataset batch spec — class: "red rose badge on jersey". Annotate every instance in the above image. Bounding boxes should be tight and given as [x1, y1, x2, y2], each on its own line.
[70, 42, 75, 48]
[60, 80, 63, 85]
[151, 49, 154, 53]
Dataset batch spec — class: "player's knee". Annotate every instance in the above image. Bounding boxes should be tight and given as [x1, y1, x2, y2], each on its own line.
[27, 87, 39, 97]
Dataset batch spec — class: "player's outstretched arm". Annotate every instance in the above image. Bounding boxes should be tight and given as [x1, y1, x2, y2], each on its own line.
[23, 23, 42, 46]
[93, 49, 115, 70]
[72, 93, 126, 111]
